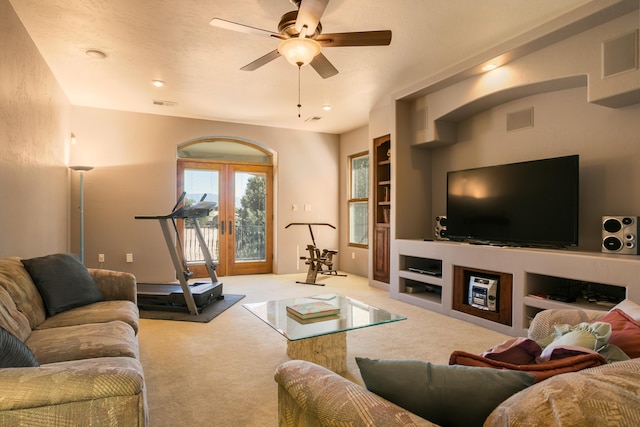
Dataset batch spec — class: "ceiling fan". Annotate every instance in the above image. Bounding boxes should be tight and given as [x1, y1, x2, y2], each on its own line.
[209, 0, 392, 79]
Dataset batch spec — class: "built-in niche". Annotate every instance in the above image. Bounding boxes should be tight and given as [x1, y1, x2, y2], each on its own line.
[452, 265, 512, 326]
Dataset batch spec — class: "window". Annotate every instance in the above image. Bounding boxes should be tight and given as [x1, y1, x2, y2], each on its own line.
[348, 151, 369, 247]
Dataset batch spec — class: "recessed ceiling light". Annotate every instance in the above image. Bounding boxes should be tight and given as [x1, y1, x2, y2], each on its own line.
[482, 63, 498, 71]
[85, 49, 107, 59]
[322, 105, 333, 111]
[151, 80, 167, 88]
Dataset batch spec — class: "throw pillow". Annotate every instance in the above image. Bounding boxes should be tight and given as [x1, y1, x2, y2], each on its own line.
[0, 326, 39, 368]
[356, 357, 535, 427]
[537, 321, 611, 361]
[596, 308, 640, 358]
[21, 253, 103, 316]
[612, 299, 640, 322]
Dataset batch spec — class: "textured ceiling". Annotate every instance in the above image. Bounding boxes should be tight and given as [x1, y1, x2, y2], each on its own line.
[10, 0, 593, 134]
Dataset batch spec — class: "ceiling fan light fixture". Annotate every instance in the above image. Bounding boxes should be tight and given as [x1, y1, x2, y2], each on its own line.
[277, 37, 321, 67]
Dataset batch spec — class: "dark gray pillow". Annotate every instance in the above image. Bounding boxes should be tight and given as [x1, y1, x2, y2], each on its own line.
[0, 326, 39, 368]
[22, 253, 103, 316]
[356, 357, 536, 427]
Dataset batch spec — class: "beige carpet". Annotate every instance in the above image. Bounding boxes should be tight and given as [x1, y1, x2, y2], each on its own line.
[138, 272, 511, 426]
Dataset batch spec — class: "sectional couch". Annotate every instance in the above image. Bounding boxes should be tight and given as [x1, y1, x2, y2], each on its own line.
[275, 303, 640, 426]
[0, 254, 146, 426]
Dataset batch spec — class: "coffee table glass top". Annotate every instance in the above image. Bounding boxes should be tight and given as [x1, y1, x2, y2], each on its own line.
[243, 294, 406, 341]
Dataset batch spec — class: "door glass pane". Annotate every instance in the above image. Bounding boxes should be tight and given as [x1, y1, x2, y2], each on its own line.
[183, 169, 219, 263]
[235, 171, 266, 262]
[350, 201, 368, 245]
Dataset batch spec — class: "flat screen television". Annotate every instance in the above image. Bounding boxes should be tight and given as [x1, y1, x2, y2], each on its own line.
[446, 155, 579, 248]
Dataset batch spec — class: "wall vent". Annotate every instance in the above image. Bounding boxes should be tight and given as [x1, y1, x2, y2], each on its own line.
[304, 116, 322, 122]
[506, 107, 534, 132]
[152, 100, 177, 107]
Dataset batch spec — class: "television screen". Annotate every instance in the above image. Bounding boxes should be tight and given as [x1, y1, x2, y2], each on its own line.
[446, 155, 579, 247]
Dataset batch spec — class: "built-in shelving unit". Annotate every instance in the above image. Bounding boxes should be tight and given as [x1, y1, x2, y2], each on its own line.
[373, 135, 391, 283]
[393, 240, 640, 336]
[383, 5, 640, 337]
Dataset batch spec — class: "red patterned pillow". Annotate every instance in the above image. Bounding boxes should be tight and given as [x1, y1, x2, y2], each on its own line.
[597, 309, 640, 358]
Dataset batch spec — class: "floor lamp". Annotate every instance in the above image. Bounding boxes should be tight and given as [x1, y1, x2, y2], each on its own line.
[70, 166, 94, 264]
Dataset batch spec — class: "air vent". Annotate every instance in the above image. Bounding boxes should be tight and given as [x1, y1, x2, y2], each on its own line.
[506, 107, 534, 132]
[304, 116, 322, 122]
[152, 100, 177, 107]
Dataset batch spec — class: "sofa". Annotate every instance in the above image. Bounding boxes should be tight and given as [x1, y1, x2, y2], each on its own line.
[275, 304, 640, 426]
[0, 254, 146, 426]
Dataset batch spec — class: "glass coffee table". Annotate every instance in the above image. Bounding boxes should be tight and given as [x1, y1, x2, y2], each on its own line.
[243, 294, 406, 372]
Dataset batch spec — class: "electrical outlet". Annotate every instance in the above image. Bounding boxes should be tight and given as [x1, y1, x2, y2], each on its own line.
[98, 254, 105, 263]
[126, 253, 133, 263]
[351, 252, 355, 259]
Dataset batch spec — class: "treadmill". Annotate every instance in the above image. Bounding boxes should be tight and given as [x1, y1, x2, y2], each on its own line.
[135, 192, 223, 315]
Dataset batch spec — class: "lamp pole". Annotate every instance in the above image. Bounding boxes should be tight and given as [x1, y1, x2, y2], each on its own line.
[70, 166, 94, 264]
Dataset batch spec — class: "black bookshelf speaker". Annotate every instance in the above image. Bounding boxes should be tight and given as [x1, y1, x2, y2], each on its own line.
[435, 215, 448, 240]
[602, 216, 640, 255]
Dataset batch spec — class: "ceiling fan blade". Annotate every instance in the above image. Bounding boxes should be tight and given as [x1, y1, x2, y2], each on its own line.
[240, 49, 281, 71]
[295, 0, 329, 35]
[209, 18, 283, 39]
[316, 30, 392, 47]
[310, 53, 338, 79]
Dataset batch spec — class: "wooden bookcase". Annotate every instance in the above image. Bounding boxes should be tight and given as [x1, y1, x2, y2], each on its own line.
[373, 135, 391, 283]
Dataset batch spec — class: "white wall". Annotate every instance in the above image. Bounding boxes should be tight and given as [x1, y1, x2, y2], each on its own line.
[393, 9, 640, 251]
[0, 0, 71, 259]
[430, 86, 640, 251]
[69, 107, 340, 281]
[339, 126, 369, 277]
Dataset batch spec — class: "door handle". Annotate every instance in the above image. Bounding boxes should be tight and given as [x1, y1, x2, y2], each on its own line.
[221, 221, 225, 235]
[229, 221, 233, 235]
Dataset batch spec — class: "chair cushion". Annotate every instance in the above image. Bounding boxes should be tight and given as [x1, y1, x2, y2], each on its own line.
[22, 253, 103, 316]
[356, 357, 535, 427]
[0, 325, 39, 368]
[0, 284, 32, 341]
[0, 257, 46, 328]
[26, 320, 138, 365]
[36, 300, 139, 334]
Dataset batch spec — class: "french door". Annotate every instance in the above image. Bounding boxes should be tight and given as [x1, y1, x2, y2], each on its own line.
[177, 160, 273, 276]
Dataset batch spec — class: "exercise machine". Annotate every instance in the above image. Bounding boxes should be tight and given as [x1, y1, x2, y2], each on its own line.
[286, 222, 346, 286]
[135, 192, 223, 315]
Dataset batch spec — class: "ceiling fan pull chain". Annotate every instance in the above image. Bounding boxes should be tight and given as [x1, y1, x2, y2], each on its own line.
[297, 64, 302, 118]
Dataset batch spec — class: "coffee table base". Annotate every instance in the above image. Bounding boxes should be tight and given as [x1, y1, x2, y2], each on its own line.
[286, 332, 347, 373]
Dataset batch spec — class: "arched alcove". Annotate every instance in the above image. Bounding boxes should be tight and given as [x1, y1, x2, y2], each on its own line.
[176, 137, 275, 276]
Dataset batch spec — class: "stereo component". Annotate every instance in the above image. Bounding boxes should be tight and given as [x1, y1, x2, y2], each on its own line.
[435, 215, 448, 240]
[602, 216, 639, 255]
[468, 276, 498, 312]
